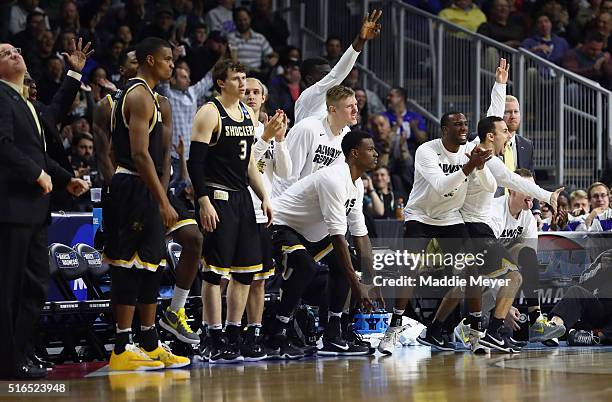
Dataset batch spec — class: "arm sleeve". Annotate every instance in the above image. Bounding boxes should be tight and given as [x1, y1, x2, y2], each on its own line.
[486, 82, 506, 118]
[589, 218, 604, 232]
[252, 136, 271, 161]
[273, 140, 292, 179]
[284, 124, 313, 184]
[415, 145, 468, 196]
[315, 173, 349, 237]
[486, 157, 553, 201]
[347, 179, 368, 237]
[43, 72, 81, 126]
[294, 46, 360, 122]
[474, 165, 497, 193]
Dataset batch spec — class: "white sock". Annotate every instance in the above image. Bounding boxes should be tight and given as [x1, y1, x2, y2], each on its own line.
[170, 286, 190, 312]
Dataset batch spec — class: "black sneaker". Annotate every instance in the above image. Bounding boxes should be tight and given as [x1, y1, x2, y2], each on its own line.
[200, 333, 244, 364]
[241, 326, 267, 362]
[542, 338, 560, 347]
[287, 320, 318, 357]
[480, 328, 514, 353]
[343, 319, 375, 355]
[319, 334, 351, 356]
[567, 329, 599, 346]
[500, 327, 528, 350]
[416, 329, 455, 351]
[266, 328, 305, 360]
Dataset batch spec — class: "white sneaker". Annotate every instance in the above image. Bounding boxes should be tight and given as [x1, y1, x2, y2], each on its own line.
[398, 318, 427, 346]
[453, 319, 471, 348]
[377, 325, 407, 355]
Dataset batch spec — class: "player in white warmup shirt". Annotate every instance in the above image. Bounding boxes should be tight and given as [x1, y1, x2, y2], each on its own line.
[294, 10, 381, 123]
[240, 77, 291, 360]
[265, 130, 381, 357]
[272, 85, 358, 199]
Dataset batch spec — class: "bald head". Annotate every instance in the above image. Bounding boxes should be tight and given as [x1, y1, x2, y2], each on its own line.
[0, 44, 27, 84]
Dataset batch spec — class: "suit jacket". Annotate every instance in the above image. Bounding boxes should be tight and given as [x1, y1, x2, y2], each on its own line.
[0, 80, 72, 225]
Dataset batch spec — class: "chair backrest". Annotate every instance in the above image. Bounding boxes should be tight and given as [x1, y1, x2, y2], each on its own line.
[74, 243, 109, 278]
[48, 243, 88, 281]
[166, 241, 182, 272]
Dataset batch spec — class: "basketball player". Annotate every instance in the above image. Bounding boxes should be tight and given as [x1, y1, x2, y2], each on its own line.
[272, 85, 357, 199]
[188, 60, 287, 363]
[268, 130, 379, 357]
[241, 77, 291, 358]
[295, 10, 382, 123]
[104, 37, 189, 371]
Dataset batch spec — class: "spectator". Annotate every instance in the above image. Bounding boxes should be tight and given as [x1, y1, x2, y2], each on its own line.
[101, 38, 125, 83]
[382, 87, 427, 157]
[520, 13, 570, 65]
[575, 0, 602, 29]
[205, 0, 236, 35]
[37, 54, 65, 103]
[55, 29, 77, 54]
[251, 0, 290, 51]
[70, 132, 95, 178]
[116, 25, 134, 48]
[539, 0, 570, 36]
[581, 182, 611, 230]
[139, 7, 175, 41]
[184, 22, 207, 49]
[157, 66, 213, 184]
[24, 29, 55, 81]
[439, 0, 487, 32]
[603, 0, 612, 14]
[477, 0, 524, 48]
[11, 11, 47, 52]
[88, 66, 116, 103]
[187, 30, 228, 82]
[122, 0, 148, 39]
[371, 166, 398, 219]
[324, 36, 342, 66]
[562, 31, 612, 88]
[362, 173, 385, 219]
[9, 0, 50, 36]
[342, 67, 385, 113]
[370, 113, 414, 197]
[595, 12, 612, 50]
[228, 7, 276, 79]
[54, 0, 80, 35]
[352, 87, 371, 131]
[267, 59, 301, 125]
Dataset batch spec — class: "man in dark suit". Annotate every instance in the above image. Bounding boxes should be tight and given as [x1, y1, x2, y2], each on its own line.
[26, 38, 94, 212]
[0, 42, 89, 379]
[501, 94, 541, 215]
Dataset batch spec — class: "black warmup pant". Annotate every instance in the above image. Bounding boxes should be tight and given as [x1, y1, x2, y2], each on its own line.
[550, 285, 612, 330]
[0, 223, 49, 376]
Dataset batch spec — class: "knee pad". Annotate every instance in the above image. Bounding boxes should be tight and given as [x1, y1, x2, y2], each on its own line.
[110, 266, 139, 306]
[232, 272, 254, 285]
[137, 269, 164, 304]
[202, 270, 222, 285]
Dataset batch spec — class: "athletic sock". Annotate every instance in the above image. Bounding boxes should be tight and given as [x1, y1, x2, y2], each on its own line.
[169, 286, 190, 313]
[114, 327, 132, 354]
[467, 311, 482, 332]
[140, 325, 159, 352]
[488, 317, 504, 333]
[391, 308, 405, 327]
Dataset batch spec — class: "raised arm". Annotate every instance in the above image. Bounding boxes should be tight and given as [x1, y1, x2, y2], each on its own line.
[486, 58, 509, 118]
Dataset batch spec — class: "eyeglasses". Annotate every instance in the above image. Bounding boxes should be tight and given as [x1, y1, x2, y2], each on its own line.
[0, 47, 21, 59]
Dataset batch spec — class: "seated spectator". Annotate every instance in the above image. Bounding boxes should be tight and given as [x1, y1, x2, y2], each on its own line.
[187, 30, 228, 82]
[382, 87, 427, 157]
[439, 0, 487, 32]
[267, 58, 301, 125]
[70, 132, 95, 179]
[205, 0, 236, 35]
[581, 182, 611, 231]
[54, 0, 80, 35]
[101, 38, 125, 84]
[562, 31, 612, 89]
[324, 36, 342, 66]
[184, 22, 207, 50]
[520, 13, 569, 65]
[352, 87, 371, 131]
[370, 167, 398, 219]
[362, 174, 385, 219]
[595, 12, 612, 51]
[477, 0, 524, 48]
[539, 0, 570, 37]
[138, 7, 174, 41]
[228, 7, 277, 80]
[342, 67, 385, 113]
[9, 0, 50, 36]
[251, 0, 290, 51]
[370, 113, 414, 197]
[11, 11, 46, 52]
[22, 28, 55, 82]
[116, 25, 134, 48]
[55, 29, 77, 54]
[38, 54, 65, 103]
[575, 0, 601, 29]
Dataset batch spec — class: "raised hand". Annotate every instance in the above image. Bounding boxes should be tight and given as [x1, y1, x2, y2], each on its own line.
[359, 9, 382, 41]
[548, 186, 565, 214]
[495, 58, 510, 84]
[62, 37, 94, 73]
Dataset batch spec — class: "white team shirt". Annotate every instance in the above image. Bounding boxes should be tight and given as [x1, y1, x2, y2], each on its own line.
[294, 45, 360, 123]
[271, 114, 349, 199]
[589, 208, 612, 232]
[490, 194, 538, 249]
[403, 139, 495, 226]
[248, 124, 292, 223]
[272, 163, 368, 242]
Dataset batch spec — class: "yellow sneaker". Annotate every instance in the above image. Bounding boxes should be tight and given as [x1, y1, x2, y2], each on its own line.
[142, 342, 191, 369]
[109, 344, 165, 371]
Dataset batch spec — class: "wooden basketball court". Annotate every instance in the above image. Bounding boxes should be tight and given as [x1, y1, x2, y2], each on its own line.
[4, 345, 612, 401]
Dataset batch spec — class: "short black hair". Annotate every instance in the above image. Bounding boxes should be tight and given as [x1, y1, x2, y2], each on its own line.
[325, 35, 342, 45]
[233, 6, 251, 21]
[212, 59, 247, 92]
[440, 111, 463, 128]
[300, 57, 329, 79]
[584, 30, 605, 44]
[477, 116, 504, 142]
[27, 11, 46, 24]
[118, 47, 135, 67]
[341, 130, 372, 158]
[72, 131, 94, 148]
[390, 86, 407, 103]
[135, 37, 171, 65]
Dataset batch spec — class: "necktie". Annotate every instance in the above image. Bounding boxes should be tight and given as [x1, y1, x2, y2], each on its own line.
[504, 142, 515, 195]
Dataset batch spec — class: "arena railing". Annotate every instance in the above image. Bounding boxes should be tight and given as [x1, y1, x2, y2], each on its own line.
[288, 0, 612, 191]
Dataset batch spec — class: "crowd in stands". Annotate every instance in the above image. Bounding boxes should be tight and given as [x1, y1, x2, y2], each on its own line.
[4, 0, 612, 234]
